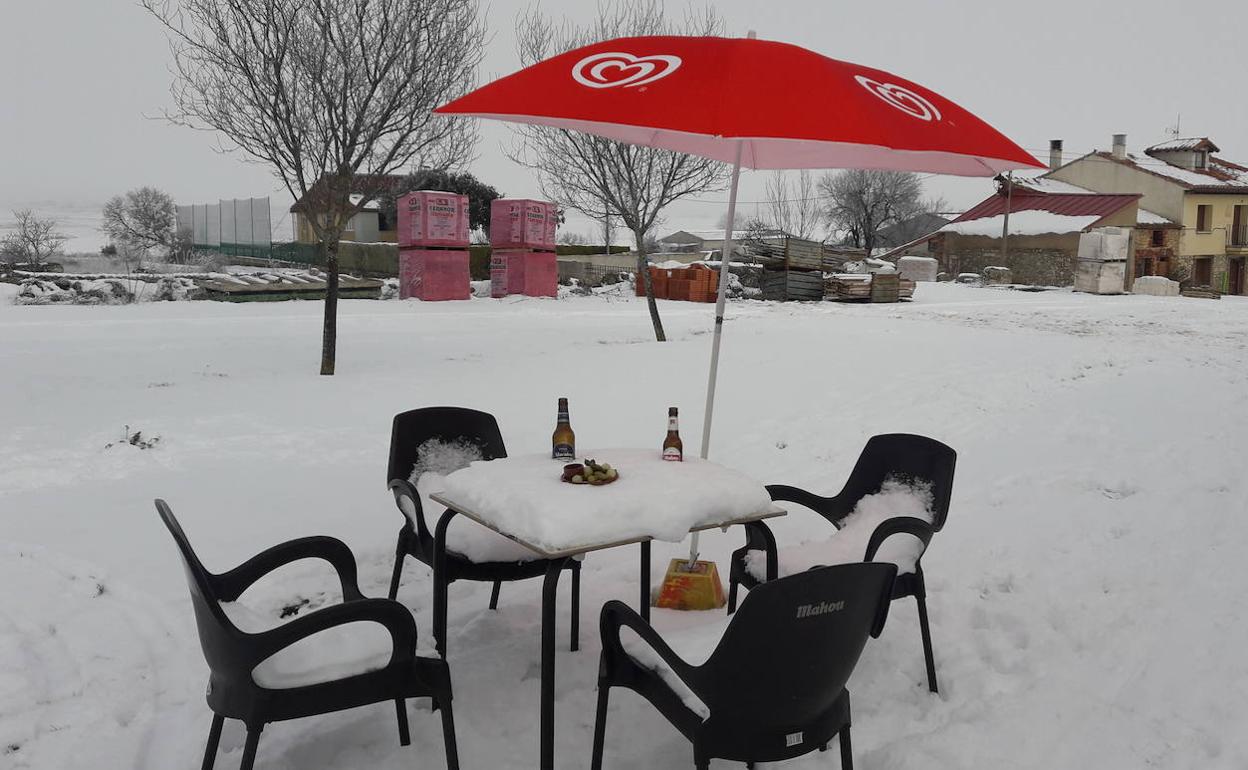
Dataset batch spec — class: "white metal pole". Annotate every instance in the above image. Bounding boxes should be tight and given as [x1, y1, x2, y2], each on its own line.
[688, 139, 744, 565]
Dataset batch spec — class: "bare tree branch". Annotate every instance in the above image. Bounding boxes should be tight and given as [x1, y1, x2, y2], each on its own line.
[1, 210, 69, 269]
[141, 0, 482, 373]
[510, 0, 728, 342]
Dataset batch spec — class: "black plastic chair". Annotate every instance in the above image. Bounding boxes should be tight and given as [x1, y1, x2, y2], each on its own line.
[386, 406, 580, 655]
[156, 500, 458, 770]
[727, 433, 956, 693]
[593, 562, 897, 770]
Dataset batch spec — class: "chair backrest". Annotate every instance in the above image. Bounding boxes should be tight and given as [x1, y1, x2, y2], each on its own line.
[387, 407, 507, 486]
[840, 433, 956, 530]
[698, 562, 897, 740]
[155, 500, 252, 677]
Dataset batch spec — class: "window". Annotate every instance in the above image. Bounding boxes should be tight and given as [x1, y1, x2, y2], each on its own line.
[1151, 229, 1165, 247]
[1195, 151, 1208, 170]
[1196, 205, 1212, 233]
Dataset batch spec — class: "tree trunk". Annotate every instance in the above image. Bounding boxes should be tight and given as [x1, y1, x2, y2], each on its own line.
[634, 229, 666, 342]
[320, 238, 340, 375]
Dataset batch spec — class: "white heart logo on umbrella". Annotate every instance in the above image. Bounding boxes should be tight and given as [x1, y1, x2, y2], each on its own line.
[854, 76, 942, 122]
[572, 52, 682, 89]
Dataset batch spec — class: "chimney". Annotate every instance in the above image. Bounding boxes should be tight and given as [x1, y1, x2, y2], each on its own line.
[1049, 139, 1064, 170]
[1112, 133, 1127, 160]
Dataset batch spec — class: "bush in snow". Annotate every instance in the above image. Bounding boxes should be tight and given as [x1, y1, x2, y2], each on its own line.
[105, 426, 161, 451]
[380, 278, 400, 300]
[15, 278, 135, 305]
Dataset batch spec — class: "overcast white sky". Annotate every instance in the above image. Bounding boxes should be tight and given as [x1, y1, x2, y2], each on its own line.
[2, 0, 1246, 247]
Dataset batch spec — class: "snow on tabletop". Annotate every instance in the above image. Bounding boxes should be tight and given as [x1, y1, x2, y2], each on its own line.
[220, 600, 437, 690]
[746, 478, 934, 582]
[436, 449, 773, 554]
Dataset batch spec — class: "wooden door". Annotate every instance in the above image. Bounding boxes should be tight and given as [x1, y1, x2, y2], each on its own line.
[1230, 258, 1244, 296]
[1194, 258, 1213, 287]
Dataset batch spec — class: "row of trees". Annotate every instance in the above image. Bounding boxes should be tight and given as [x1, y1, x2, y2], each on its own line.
[731, 169, 945, 256]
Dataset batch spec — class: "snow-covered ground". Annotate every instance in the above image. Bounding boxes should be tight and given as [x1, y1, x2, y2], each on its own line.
[2, 283, 1247, 769]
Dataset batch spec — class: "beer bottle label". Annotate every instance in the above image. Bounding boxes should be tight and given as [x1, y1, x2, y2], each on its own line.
[662, 446, 682, 462]
[553, 443, 575, 461]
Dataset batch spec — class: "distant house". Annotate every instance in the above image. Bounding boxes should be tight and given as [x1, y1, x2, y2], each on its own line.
[290, 174, 406, 245]
[657, 228, 791, 258]
[889, 178, 1155, 286]
[1044, 134, 1248, 293]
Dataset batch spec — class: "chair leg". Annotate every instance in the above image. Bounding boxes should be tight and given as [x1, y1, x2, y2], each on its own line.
[570, 561, 581, 652]
[395, 698, 411, 746]
[488, 580, 501, 610]
[388, 535, 406, 601]
[201, 714, 224, 770]
[240, 725, 262, 770]
[434, 573, 450, 657]
[916, 591, 939, 693]
[440, 698, 460, 770]
[839, 725, 853, 770]
[590, 682, 609, 770]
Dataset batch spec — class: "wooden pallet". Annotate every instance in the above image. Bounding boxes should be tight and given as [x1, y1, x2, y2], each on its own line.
[825, 273, 916, 302]
[753, 237, 823, 272]
[198, 272, 383, 302]
[1180, 288, 1222, 300]
[761, 269, 825, 301]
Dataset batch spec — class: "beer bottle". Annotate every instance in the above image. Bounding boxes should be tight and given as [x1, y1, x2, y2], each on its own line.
[662, 407, 683, 461]
[552, 397, 575, 461]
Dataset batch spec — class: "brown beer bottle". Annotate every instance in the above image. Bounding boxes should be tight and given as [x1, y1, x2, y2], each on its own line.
[552, 397, 575, 461]
[662, 407, 683, 461]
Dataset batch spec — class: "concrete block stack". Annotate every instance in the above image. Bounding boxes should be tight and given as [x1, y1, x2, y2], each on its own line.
[397, 191, 470, 301]
[489, 199, 558, 298]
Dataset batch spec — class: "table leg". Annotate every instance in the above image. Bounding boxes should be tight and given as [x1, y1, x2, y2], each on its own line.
[639, 540, 651, 623]
[540, 556, 569, 770]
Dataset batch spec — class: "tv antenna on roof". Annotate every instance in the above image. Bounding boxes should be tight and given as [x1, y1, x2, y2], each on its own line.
[1166, 114, 1182, 139]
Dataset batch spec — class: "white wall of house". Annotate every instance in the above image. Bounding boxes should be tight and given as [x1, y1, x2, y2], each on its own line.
[1050, 157, 1187, 223]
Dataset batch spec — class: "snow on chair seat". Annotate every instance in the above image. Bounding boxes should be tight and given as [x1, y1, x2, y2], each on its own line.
[618, 615, 736, 720]
[744, 478, 934, 582]
[220, 601, 438, 689]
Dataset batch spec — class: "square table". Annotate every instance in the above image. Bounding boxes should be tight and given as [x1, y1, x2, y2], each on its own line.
[429, 448, 784, 770]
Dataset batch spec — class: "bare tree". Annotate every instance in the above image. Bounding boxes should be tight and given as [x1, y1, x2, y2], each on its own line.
[1, 210, 68, 269]
[819, 170, 924, 256]
[766, 170, 820, 240]
[101, 186, 177, 264]
[512, 1, 727, 342]
[142, 0, 482, 374]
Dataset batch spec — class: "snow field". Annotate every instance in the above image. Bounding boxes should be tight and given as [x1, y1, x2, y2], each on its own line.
[2, 282, 1248, 768]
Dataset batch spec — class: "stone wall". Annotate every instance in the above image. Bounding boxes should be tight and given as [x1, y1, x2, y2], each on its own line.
[929, 233, 1081, 286]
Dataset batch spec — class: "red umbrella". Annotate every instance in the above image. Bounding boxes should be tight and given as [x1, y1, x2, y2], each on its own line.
[437, 34, 1040, 527]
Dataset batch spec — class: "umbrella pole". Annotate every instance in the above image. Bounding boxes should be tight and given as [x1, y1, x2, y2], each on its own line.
[689, 140, 744, 566]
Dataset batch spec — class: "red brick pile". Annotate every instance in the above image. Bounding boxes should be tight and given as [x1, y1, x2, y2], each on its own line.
[635, 264, 719, 303]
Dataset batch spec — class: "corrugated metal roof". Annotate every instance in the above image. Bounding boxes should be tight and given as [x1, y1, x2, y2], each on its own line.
[952, 191, 1140, 225]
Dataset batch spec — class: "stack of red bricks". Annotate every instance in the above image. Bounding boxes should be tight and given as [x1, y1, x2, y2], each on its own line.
[635, 263, 719, 302]
[489, 199, 558, 298]
[397, 191, 470, 301]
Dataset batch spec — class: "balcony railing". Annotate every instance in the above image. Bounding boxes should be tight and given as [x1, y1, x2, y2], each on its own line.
[1230, 225, 1248, 249]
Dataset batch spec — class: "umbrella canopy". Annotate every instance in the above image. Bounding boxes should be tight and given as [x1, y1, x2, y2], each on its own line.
[438, 35, 1040, 561]
[436, 35, 1042, 174]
